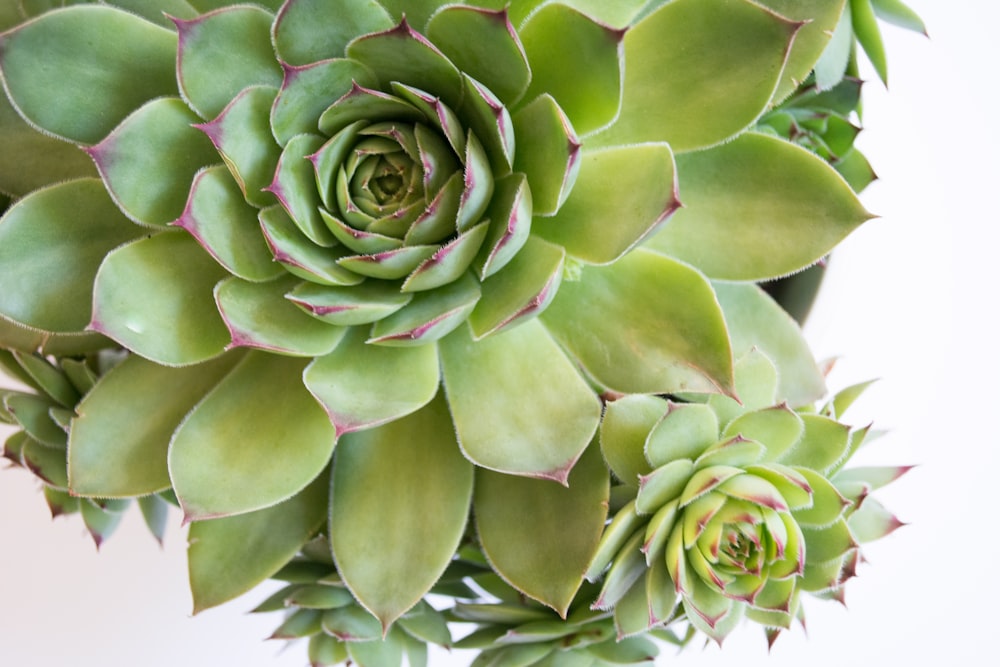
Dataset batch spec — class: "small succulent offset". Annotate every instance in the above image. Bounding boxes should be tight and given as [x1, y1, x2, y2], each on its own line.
[0, 0, 919, 664]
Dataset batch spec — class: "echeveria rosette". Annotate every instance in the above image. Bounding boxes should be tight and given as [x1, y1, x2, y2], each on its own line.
[587, 352, 908, 645]
[0, 348, 174, 547]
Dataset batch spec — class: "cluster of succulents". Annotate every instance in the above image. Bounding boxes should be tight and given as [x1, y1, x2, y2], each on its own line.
[0, 0, 920, 665]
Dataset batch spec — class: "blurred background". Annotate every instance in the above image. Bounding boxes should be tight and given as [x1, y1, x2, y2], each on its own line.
[0, 1, 991, 664]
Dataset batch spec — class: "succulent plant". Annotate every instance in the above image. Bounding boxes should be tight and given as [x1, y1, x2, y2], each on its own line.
[590, 353, 908, 645]
[0, 0, 920, 663]
[0, 348, 173, 546]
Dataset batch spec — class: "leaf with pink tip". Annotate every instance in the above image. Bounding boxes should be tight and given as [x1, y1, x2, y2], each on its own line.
[645, 133, 873, 280]
[460, 74, 515, 175]
[745, 463, 813, 511]
[173, 5, 282, 120]
[426, 5, 530, 105]
[0, 5, 177, 145]
[683, 576, 741, 644]
[645, 403, 720, 469]
[695, 436, 767, 470]
[637, 460, 695, 516]
[304, 326, 439, 434]
[196, 86, 281, 208]
[717, 473, 788, 512]
[519, 3, 623, 136]
[331, 393, 473, 630]
[475, 440, 609, 616]
[542, 249, 734, 396]
[440, 319, 600, 481]
[511, 95, 581, 217]
[287, 281, 412, 326]
[90, 230, 230, 366]
[723, 405, 805, 462]
[599, 394, 665, 488]
[175, 166, 284, 282]
[267, 133, 334, 246]
[318, 84, 425, 137]
[402, 221, 490, 292]
[88, 96, 221, 226]
[169, 352, 336, 520]
[759, 0, 849, 100]
[69, 352, 242, 498]
[833, 465, 913, 492]
[271, 59, 378, 146]
[346, 18, 464, 108]
[368, 271, 480, 345]
[792, 467, 850, 528]
[272, 0, 393, 66]
[593, 0, 798, 153]
[802, 518, 858, 569]
[261, 206, 366, 286]
[778, 414, 851, 473]
[0, 179, 146, 333]
[215, 275, 347, 357]
[188, 470, 328, 613]
[475, 173, 532, 279]
[338, 245, 439, 280]
[847, 496, 905, 543]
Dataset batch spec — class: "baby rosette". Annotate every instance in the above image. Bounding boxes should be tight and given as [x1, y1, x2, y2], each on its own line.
[0, 0, 873, 635]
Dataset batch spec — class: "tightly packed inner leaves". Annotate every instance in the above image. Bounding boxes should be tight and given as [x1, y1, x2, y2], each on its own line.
[0, 0, 919, 664]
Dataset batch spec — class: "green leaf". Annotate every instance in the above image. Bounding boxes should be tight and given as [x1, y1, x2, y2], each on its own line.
[188, 471, 328, 612]
[196, 85, 281, 209]
[871, 0, 927, 34]
[0, 5, 177, 144]
[793, 468, 850, 528]
[374, 0, 447, 30]
[541, 249, 733, 396]
[511, 95, 580, 217]
[426, 5, 530, 105]
[11, 352, 78, 408]
[368, 272, 480, 345]
[138, 494, 170, 545]
[0, 93, 96, 197]
[177, 166, 284, 282]
[272, 0, 393, 66]
[172, 5, 282, 120]
[88, 97, 218, 226]
[533, 143, 678, 264]
[851, 0, 888, 85]
[215, 275, 347, 356]
[169, 352, 336, 519]
[645, 132, 872, 280]
[90, 230, 231, 366]
[814, 4, 855, 91]
[263, 206, 368, 286]
[723, 406, 805, 462]
[0, 179, 145, 333]
[600, 395, 666, 487]
[758, 0, 848, 99]
[646, 403, 720, 468]
[801, 517, 857, 564]
[80, 498, 125, 549]
[475, 441, 609, 615]
[321, 605, 383, 641]
[331, 393, 473, 629]
[712, 282, 826, 406]
[304, 325, 439, 434]
[346, 18, 464, 109]
[593, 0, 797, 152]
[518, 3, 623, 136]
[69, 352, 242, 498]
[440, 320, 600, 482]
[778, 414, 851, 473]
[267, 133, 334, 246]
[847, 496, 904, 543]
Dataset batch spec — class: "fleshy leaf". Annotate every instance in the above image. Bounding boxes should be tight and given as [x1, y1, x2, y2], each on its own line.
[760, 0, 849, 100]
[847, 496, 905, 543]
[267, 133, 334, 245]
[713, 282, 826, 406]
[0, 179, 145, 333]
[304, 326, 439, 434]
[368, 272, 480, 345]
[195, 85, 281, 208]
[169, 352, 337, 519]
[346, 18, 464, 108]
[69, 352, 242, 497]
[541, 249, 733, 395]
[646, 403, 720, 468]
[440, 320, 600, 482]
[272, 0, 394, 66]
[535, 143, 678, 264]
[261, 206, 366, 286]
[175, 166, 284, 282]
[288, 281, 411, 326]
[645, 133, 872, 280]
[90, 230, 231, 366]
[477, 441, 608, 617]
[271, 59, 378, 146]
[778, 414, 851, 473]
[592, 0, 798, 152]
[426, 5, 530, 105]
[0, 93, 97, 197]
[88, 97, 218, 226]
[475, 173, 532, 279]
[172, 5, 283, 120]
[188, 471, 328, 613]
[331, 393, 473, 629]
[600, 394, 666, 487]
[215, 275, 347, 356]
[511, 95, 581, 217]
[518, 3, 623, 136]
[0, 5, 177, 144]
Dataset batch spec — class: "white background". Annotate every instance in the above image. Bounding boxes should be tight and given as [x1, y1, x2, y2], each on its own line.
[0, 1, 993, 664]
